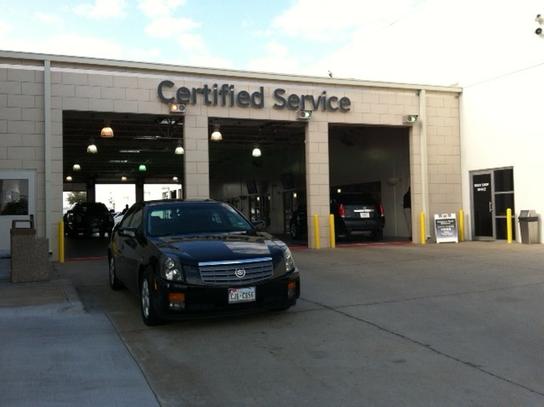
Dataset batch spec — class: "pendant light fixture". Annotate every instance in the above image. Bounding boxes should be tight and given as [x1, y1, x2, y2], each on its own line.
[72, 164, 81, 171]
[210, 122, 222, 142]
[87, 138, 98, 154]
[138, 164, 147, 172]
[174, 140, 185, 155]
[252, 127, 262, 158]
[100, 120, 114, 138]
[172, 176, 179, 182]
[65, 176, 73, 182]
[121, 176, 127, 181]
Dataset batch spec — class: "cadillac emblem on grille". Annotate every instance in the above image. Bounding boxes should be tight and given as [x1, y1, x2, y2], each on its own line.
[234, 268, 246, 279]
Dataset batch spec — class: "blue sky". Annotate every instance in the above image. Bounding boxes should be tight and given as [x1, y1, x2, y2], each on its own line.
[1, 0, 543, 86]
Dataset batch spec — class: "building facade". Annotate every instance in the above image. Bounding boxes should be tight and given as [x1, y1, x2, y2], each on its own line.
[0, 51, 462, 258]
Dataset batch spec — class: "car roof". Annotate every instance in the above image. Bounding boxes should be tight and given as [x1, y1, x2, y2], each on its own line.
[143, 199, 219, 207]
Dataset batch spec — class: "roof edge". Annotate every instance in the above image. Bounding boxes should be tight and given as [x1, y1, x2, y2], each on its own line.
[0, 49, 463, 93]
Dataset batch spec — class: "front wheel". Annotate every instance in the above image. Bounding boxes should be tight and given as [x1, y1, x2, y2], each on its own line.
[108, 256, 124, 290]
[140, 273, 163, 326]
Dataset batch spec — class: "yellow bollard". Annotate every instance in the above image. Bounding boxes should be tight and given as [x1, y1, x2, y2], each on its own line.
[312, 214, 320, 249]
[458, 209, 464, 242]
[329, 214, 336, 249]
[58, 220, 65, 263]
[506, 208, 512, 244]
[419, 211, 426, 245]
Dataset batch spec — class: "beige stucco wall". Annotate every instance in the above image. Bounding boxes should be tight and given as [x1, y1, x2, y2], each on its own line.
[0, 53, 461, 257]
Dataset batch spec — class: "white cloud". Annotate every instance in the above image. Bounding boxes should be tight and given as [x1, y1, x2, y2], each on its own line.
[74, 0, 127, 19]
[33, 12, 62, 25]
[0, 20, 10, 36]
[247, 41, 302, 74]
[252, 0, 544, 86]
[138, 0, 185, 18]
[138, 0, 231, 69]
[272, 0, 420, 42]
[0, 32, 162, 63]
[144, 16, 201, 39]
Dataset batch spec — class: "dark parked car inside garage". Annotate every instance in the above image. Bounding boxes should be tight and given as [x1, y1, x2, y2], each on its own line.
[108, 200, 300, 325]
[290, 193, 385, 241]
[64, 202, 114, 238]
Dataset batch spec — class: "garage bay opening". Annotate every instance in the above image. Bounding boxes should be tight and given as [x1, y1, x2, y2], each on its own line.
[329, 124, 411, 242]
[208, 118, 306, 242]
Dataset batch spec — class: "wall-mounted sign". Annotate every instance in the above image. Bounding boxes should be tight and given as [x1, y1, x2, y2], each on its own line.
[157, 80, 351, 112]
[434, 213, 459, 244]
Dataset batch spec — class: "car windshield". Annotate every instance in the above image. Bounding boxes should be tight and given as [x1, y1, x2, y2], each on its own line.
[335, 194, 376, 205]
[146, 203, 254, 237]
[76, 203, 109, 214]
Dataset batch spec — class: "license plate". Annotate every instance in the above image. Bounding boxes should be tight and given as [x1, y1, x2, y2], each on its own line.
[359, 212, 370, 218]
[228, 287, 256, 304]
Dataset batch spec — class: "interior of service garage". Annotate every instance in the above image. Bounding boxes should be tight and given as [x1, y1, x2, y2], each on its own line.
[62, 111, 184, 258]
[208, 118, 306, 240]
[329, 124, 411, 240]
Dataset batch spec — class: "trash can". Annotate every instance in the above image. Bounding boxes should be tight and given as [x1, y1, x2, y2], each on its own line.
[10, 217, 50, 283]
[518, 210, 539, 244]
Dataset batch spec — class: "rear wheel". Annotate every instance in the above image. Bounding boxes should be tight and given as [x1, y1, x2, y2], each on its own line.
[108, 256, 124, 290]
[372, 229, 384, 241]
[140, 273, 163, 326]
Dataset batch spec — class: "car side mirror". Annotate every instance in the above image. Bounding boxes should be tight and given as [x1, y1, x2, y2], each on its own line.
[119, 227, 137, 238]
[252, 220, 266, 231]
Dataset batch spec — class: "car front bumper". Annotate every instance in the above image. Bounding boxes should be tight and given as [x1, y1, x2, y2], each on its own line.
[151, 272, 301, 319]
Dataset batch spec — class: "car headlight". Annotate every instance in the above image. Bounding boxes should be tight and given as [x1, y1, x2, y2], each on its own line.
[161, 256, 184, 281]
[284, 247, 296, 272]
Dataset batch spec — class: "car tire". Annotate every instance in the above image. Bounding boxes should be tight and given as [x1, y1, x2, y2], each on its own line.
[372, 229, 384, 241]
[271, 304, 292, 312]
[140, 272, 163, 326]
[108, 256, 124, 290]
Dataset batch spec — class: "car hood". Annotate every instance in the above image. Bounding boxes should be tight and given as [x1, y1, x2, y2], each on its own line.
[151, 233, 286, 264]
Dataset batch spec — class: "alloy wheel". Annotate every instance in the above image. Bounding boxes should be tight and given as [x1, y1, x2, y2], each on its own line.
[141, 279, 150, 318]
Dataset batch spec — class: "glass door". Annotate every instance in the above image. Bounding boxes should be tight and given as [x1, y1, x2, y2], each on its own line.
[471, 168, 515, 241]
[471, 171, 494, 240]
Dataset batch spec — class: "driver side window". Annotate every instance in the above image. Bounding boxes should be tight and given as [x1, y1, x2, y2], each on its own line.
[119, 209, 135, 229]
[128, 208, 143, 230]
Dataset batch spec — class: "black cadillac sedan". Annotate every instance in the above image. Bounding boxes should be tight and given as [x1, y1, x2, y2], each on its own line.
[108, 200, 300, 325]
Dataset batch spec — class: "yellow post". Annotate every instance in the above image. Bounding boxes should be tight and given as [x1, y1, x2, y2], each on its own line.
[458, 209, 464, 242]
[329, 214, 336, 249]
[58, 220, 65, 263]
[419, 211, 426, 245]
[506, 208, 512, 244]
[312, 214, 320, 249]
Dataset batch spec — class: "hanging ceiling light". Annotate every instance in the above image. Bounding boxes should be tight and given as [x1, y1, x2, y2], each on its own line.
[210, 123, 222, 142]
[100, 120, 114, 138]
[172, 176, 179, 182]
[252, 146, 262, 158]
[174, 142, 185, 155]
[138, 164, 147, 172]
[72, 164, 81, 171]
[65, 176, 73, 182]
[121, 176, 127, 181]
[86, 139, 98, 154]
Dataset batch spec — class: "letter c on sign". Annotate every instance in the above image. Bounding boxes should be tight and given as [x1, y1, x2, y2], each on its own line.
[326, 96, 339, 111]
[158, 80, 175, 103]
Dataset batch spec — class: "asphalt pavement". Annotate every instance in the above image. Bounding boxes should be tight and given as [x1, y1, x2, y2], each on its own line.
[55, 241, 544, 407]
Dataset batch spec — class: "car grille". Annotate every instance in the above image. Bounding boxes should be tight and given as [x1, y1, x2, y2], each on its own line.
[198, 257, 273, 285]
